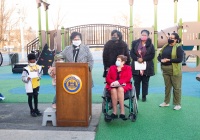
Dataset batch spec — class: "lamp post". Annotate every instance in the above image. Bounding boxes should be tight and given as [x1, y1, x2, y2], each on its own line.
[129, 0, 134, 48]
[20, 13, 25, 61]
[16, 4, 25, 61]
[153, 0, 158, 73]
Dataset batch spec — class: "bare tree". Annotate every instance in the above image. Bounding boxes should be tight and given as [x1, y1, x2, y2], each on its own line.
[0, 0, 17, 50]
[113, 12, 142, 28]
[51, 5, 68, 31]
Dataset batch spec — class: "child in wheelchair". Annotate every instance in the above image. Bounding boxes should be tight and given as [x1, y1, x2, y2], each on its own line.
[102, 55, 137, 121]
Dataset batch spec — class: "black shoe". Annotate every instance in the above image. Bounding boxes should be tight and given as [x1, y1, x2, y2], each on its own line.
[142, 95, 146, 102]
[136, 95, 139, 100]
[110, 113, 118, 119]
[35, 109, 42, 116]
[30, 110, 37, 117]
[119, 114, 127, 121]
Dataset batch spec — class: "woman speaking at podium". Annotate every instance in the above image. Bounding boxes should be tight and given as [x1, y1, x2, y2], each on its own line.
[59, 32, 94, 70]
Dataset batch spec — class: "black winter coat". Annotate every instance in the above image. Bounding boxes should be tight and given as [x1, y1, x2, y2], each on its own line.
[103, 40, 131, 77]
[130, 38, 155, 76]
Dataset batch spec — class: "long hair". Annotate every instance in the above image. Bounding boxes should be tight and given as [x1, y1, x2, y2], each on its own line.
[172, 33, 182, 43]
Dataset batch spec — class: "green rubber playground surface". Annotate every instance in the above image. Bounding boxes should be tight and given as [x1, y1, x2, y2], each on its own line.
[95, 94, 200, 140]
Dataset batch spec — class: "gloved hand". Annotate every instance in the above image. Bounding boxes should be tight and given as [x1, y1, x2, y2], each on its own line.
[111, 81, 120, 87]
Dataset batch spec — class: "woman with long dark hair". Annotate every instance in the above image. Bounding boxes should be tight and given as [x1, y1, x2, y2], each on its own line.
[158, 33, 184, 110]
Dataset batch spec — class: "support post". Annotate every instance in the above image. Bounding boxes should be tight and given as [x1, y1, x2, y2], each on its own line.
[129, 0, 134, 48]
[174, 0, 178, 24]
[153, 0, 158, 73]
[38, 5, 42, 51]
[45, 8, 49, 46]
[197, 0, 200, 65]
[61, 26, 65, 51]
[178, 18, 182, 40]
[43, 0, 50, 47]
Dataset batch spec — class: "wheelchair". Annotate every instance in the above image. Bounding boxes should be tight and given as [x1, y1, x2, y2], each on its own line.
[102, 86, 138, 122]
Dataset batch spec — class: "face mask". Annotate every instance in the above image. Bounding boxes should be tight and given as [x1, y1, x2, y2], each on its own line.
[112, 37, 118, 42]
[168, 39, 174, 44]
[115, 60, 121, 67]
[29, 62, 36, 67]
[57, 60, 64, 63]
[72, 40, 81, 46]
[141, 36, 148, 41]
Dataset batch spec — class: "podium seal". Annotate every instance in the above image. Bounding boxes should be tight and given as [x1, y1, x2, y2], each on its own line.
[63, 74, 82, 94]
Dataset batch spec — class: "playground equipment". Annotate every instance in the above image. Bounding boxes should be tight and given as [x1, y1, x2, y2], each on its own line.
[12, 0, 200, 74]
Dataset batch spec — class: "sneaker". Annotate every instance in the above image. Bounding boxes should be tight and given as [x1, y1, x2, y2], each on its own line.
[52, 104, 56, 109]
[30, 110, 37, 117]
[35, 109, 42, 116]
[174, 105, 181, 110]
[0, 93, 5, 101]
[110, 113, 118, 119]
[159, 102, 170, 107]
[119, 114, 127, 121]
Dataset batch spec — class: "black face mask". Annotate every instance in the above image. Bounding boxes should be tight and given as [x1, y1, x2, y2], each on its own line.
[111, 37, 118, 42]
[168, 39, 174, 44]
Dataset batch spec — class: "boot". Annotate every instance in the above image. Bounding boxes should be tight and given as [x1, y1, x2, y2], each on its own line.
[30, 110, 37, 117]
[35, 109, 42, 116]
[142, 95, 146, 102]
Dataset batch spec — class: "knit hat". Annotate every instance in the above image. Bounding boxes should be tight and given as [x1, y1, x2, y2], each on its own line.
[54, 54, 64, 61]
[27, 53, 36, 60]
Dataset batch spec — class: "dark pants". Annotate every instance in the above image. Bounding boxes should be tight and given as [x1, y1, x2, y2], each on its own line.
[27, 87, 39, 111]
[161, 65, 182, 105]
[133, 75, 150, 97]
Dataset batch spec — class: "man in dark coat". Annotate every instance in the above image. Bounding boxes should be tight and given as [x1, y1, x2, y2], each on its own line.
[103, 30, 130, 77]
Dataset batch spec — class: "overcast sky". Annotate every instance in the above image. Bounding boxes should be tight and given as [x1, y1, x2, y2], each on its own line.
[15, 0, 198, 31]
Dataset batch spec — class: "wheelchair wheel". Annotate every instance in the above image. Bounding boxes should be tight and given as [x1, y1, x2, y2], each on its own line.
[0, 52, 3, 66]
[129, 113, 137, 122]
[102, 100, 106, 113]
[133, 97, 138, 114]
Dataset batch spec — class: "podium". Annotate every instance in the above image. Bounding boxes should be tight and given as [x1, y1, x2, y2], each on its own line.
[56, 63, 92, 127]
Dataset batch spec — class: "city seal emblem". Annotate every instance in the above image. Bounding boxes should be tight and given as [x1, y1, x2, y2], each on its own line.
[63, 74, 82, 94]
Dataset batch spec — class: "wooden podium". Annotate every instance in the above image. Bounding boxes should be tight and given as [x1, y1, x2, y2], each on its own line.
[56, 63, 92, 127]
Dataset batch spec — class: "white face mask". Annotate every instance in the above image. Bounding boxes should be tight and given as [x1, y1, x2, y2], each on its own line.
[72, 40, 81, 46]
[57, 60, 64, 63]
[115, 60, 121, 67]
[29, 62, 36, 67]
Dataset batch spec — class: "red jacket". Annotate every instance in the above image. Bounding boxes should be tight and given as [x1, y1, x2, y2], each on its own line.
[106, 65, 132, 93]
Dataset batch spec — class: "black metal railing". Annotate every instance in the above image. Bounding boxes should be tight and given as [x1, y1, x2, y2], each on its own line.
[65, 24, 129, 47]
[26, 37, 39, 56]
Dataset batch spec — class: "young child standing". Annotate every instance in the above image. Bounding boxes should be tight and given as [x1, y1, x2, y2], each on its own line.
[22, 53, 43, 117]
[48, 54, 64, 109]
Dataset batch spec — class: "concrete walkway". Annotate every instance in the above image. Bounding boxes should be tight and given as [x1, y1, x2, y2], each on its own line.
[0, 103, 101, 140]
